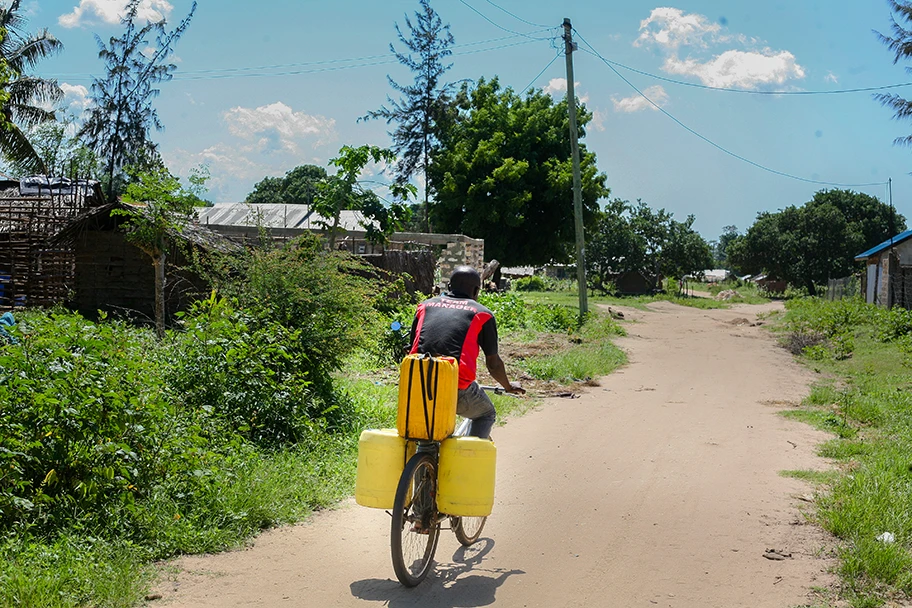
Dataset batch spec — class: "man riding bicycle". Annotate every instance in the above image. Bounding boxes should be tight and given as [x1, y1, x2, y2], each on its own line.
[408, 266, 525, 438]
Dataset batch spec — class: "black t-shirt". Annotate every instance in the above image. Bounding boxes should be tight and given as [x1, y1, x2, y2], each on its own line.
[409, 293, 498, 389]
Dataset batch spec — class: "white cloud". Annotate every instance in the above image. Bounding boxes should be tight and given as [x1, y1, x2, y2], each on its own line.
[590, 108, 607, 131]
[825, 71, 838, 84]
[59, 0, 173, 28]
[223, 102, 336, 155]
[636, 7, 721, 50]
[663, 49, 805, 89]
[634, 7, 805, 90]
[612, 85, 669, 113]
[542, 77, 588, 102]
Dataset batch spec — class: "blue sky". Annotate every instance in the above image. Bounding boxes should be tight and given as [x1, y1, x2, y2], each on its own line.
[18, 0, 912, 241]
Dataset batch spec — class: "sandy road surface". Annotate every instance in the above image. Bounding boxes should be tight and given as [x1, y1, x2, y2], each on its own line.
[152, 301, 836, 607]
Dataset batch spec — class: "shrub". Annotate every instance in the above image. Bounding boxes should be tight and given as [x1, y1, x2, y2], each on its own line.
[513, 275, 548, 292]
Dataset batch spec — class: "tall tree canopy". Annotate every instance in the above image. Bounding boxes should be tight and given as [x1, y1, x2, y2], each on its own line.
[362, 0, 454, 232]
[0, 0, 62, 173]
[876, 0, 912, 146]
[80, 0, 196, 198]
[428, 77, 609, 266]
[727, 189, 906, 294]
[246, 165, 327, 205]
[586, 198, 712, 292]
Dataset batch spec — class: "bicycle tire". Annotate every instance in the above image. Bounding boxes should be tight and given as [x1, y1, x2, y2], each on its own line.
[391, 452, 440, 586]
[453, 516, 487, 546]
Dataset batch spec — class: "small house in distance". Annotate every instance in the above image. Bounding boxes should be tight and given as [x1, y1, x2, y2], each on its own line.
[54, 202, 239, 322]
[854, 229, 912, 309]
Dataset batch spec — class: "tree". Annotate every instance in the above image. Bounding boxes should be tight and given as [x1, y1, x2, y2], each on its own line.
[586, 199, 645, 292]
[312, 145, 415, 250]
[428, 77, 610, 266]
[0, 0, 63, 173]
[80, 0, 197, 199]
[245, 164, 327, 205]
[728, 189, 906, 294]
[362, 0, 455, 233]
[118, 165, 203, 338]
[587, 198, 712, 292]
[11, 120, 100, 178]
[713, 225, 739, 268]
[876, 1, 912, 146]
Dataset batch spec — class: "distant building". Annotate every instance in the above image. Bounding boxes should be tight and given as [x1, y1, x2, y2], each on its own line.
[854, 229, 912, 309]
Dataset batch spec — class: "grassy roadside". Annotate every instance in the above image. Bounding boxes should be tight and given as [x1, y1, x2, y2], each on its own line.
[0, 296, 626, 607]
[772, 298, 912, 608]
[519, 284, 769, 311]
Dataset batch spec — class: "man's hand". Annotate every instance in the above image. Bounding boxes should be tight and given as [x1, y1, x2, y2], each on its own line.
[505, 381, 526, 395]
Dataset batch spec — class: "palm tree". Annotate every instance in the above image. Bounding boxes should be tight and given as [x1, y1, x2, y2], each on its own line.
[0, 0, 63, 174]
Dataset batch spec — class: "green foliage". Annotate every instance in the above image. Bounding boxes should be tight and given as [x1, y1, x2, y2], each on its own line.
[362, 0, 455, 233]
[313, 145, 415, 248]
[587, 198, 713, 291]
[875, 1, 912, 148]
[428, 76, 610, 266]
[80, 1, 197, 197]
[0, 311, 169, 529]
[729, 189, 905, 294]
[513, 275, 548, 292]
[0, 1, 63, 174]
[246, 165, 327, 205]
[777, 298, 912, 604]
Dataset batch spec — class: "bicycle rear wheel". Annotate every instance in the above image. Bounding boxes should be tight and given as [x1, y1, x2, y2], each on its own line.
[391, 452, 440, 586]
[453, 516, 487, 546]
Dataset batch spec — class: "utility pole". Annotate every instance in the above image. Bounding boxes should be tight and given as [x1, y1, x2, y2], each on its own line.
[563, 17, 588, 319]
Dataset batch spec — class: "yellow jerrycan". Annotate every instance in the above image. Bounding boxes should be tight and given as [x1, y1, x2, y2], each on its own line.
[355, 429, 412, 509]
[436, 436, 497, 517]
[397, 353, 458, 441]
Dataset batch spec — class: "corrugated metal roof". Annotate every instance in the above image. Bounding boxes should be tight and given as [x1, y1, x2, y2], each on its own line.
[854, 229, 912, 261]
[196, 203, 374, 232]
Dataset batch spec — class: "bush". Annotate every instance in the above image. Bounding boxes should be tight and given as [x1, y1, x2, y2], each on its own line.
[513, 275, 548, 292]
[0, 311, 170, 530]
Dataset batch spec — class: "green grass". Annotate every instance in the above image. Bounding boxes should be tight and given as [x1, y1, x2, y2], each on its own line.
[775, 299, 912, 606]
[517, 287, 764, 311]
[780, 469, 840, 486]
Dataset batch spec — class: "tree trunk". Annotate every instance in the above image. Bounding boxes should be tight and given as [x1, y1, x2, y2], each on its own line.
[153, 251, 166, 339]
[328, 210, 341, 250]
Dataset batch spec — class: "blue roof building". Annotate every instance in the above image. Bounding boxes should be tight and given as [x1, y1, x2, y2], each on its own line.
[854, 230, 912, 308]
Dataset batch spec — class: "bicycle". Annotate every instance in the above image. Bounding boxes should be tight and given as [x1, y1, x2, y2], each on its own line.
[390, 385, 510, 587]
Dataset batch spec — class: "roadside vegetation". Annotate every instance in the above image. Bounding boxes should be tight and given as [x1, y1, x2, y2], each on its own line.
[776, 297, 912, 607]
[0, 237, 626, 608]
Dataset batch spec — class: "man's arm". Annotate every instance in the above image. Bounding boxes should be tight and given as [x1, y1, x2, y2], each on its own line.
[485, 354, 525, 394]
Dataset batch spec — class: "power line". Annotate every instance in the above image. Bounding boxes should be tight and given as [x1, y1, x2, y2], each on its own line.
[573, 28, 889, 189]
[520, 49, 562, 92]
[456, 0, 555, 41]
[167, 39, 539, 82]
[482, 0, 551, 29]
[578, 49, 912, 96]
[42, 33, 550, 83]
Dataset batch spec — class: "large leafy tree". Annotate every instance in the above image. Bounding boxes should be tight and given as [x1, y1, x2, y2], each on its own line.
[80, 0, 197, 199]
[246, 164, 327, 205]
[0, 0, 62, 173]
[428, 77, 609, 266]
[727, 189, 905, 294]
[362, 0, 455, 233]
[587, 198, 712, 292]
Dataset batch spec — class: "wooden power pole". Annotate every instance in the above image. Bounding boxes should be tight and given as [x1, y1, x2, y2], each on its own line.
[563, 18, 588, 318]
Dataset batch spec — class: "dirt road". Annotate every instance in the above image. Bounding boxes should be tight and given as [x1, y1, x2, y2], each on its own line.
[153, 301, 835, 607]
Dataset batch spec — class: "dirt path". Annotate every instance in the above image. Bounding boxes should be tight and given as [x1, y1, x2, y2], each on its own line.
[152, 301, 836, 607]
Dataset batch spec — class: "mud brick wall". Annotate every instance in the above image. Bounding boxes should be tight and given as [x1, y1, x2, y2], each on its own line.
[437, 236, 484, 280]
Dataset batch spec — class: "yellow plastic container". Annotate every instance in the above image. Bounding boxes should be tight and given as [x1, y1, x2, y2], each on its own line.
[437, 436, 497, 517]
[355, 429, 410, 509]
[397, 354, 458, 441]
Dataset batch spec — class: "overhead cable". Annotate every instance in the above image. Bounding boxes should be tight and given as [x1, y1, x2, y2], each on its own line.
[580, 50, 912, 96]
[573, 28, 889, 188]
